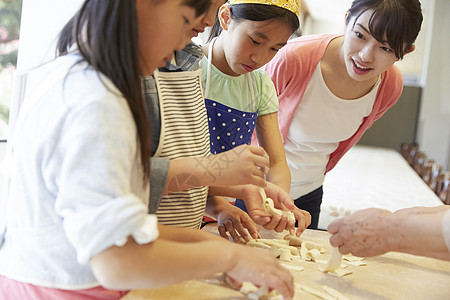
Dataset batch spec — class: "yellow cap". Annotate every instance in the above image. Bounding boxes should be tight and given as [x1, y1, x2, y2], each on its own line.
[229, 0, 300, 17]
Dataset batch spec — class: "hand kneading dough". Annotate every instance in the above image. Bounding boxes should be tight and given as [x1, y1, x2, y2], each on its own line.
[258, 187, 295, 221]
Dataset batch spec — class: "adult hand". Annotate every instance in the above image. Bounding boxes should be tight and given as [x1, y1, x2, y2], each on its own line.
[328, 208, 393, 257]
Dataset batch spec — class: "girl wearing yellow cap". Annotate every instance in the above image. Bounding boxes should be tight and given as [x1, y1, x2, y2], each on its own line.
[200, 0, 311, 231]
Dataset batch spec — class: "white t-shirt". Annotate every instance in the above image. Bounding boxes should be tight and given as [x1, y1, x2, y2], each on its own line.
[0, 53, 159, 288]
[285, 63, 380, 198]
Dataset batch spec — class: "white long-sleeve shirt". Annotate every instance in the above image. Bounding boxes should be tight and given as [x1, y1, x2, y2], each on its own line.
[0, 53, 158, 289]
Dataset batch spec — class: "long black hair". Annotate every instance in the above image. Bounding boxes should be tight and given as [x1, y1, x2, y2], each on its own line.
[207, 3, 300, 42]
[57, 0, 210, 181]
[346, 0, 423, 59]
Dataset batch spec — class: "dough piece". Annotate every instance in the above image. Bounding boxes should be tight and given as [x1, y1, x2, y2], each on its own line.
[319, 247, 352, 277]
[322, 285, 350, 300]
[240, 282, 282, 300]
[240, 282, 259, 295]
[344, 260, 366, 267]
[258, 187, 295, 221]
[256, 239, 300, 256]
[343, 255, 364, 262]
[246, 241, 281, 258]
[283, 234, 303, 246]
[247, 240, 272, 250]
[300, 242, 322, 261]
[322, 246, 342, 272]
[268, 246, 281, 258]
[257, 238, 290, 245]
[326, 268, 353, 277]
[265, 198, 295, 221]
[279, 248, 292, 262]
[280, 262, 304, 272]
[302, 241, 326, 253]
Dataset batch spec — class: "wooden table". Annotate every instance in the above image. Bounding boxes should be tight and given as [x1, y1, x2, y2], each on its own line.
[123, 223, 450, 300]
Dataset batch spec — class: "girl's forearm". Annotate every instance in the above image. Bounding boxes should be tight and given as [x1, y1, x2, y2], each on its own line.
[164, 157, 214, 194]
[91, 237, 236, 290]
[158, 224, 223, 243]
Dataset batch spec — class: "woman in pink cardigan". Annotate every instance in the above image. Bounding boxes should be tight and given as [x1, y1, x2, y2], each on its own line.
[263, 0, 423, 229]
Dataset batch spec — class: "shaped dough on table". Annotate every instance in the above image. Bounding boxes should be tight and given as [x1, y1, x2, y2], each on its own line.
[322, 246, 342, 271]
[246, 240, 281, 258]
[280, 262, 304, 272]
[283, 234, 303, 246]
[256, 239, 300, 256]
[319, 247, 352, 277]
[240, 282, 283, 300]
[279, 248, 292, 262]
[300, 242, 322, 262]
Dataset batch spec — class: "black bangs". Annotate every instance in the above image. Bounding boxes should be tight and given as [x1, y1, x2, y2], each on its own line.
[347, 0, 423, 60]
[367, 7, 405, 59]
[208, 3, 300, 42]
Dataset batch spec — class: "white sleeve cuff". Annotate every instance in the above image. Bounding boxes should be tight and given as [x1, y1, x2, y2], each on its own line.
[115, 214, 159, 247]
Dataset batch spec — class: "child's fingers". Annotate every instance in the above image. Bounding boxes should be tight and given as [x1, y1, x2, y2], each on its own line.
[261, 214, 282, 231]
[241, 217, 260, 240]
[218, 224, 229, 239]
[224, 221, 241, 243]
[273, 215, 289, 233]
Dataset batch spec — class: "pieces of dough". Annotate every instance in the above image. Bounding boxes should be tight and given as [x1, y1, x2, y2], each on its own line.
[322, 246, 342, 272]
[246, 240, 281, 258]
[279, 248, 292, 262]
[256, 239, 300, 256]
[240, 282, 282, 300]
[283, 234, 302, 246]
[258, 187, 295, 221]
[280, 262, 304, 272]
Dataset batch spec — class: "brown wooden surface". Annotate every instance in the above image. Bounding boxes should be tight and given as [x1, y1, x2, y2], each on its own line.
[122, 223, 450, 300]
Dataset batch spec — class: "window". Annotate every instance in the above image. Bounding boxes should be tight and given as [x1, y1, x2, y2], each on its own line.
[0, 0, 22, 140]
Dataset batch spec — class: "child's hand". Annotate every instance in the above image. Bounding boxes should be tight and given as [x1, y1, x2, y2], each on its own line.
[225, 245, 294, 300]
[216, 202, 260, 243]
[242, 183, 311, 236]
[209, 145, 269, 188]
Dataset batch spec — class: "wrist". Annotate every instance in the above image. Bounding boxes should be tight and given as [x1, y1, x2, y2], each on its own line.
[384, 211, 402, 252]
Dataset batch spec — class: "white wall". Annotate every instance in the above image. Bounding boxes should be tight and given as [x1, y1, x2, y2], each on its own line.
[16, 0, 84, 72]
[416, 0, 450, 171]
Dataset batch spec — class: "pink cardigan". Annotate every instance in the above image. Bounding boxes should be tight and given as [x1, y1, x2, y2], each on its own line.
[263, 34, 403, 173]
